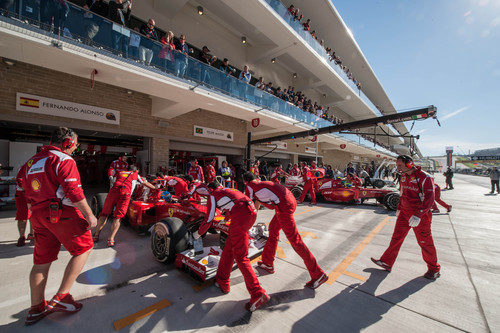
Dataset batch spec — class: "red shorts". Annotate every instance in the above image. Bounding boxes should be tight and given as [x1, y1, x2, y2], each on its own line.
[31, 207, 93, 265]
[15, 191, 31, 220]
[100, 188, 130, 219]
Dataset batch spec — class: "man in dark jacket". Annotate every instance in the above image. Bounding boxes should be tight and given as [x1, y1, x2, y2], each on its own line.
[83, 0, 108, 41]
[139, 18, 159, 66]
[443, 167, 454, 190]
[108, 0, 131, 56]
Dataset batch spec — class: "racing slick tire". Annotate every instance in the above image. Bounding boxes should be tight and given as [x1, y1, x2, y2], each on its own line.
[383, 192, 400, 211]
[90, 193, 107, 217]
[151, 217, 189, 263]
[372, 179, 386, 189]
[290, 186, 304, 200]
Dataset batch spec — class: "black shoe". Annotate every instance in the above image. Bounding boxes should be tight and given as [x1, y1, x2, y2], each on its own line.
[371, 258, 391, 272]
[423, 270, 440, 280]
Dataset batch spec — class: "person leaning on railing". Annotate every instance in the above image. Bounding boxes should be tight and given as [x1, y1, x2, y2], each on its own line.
[108, 0, 131, 56]
[139, 18, 159, 66]
[83, 0, 108, 42]
[174, 34, 193, 77]
[158, 30, 176, 72]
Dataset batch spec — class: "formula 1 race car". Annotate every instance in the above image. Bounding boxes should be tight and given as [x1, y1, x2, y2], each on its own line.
[90, 186, 269, 282]
[290, 177, 400, 211]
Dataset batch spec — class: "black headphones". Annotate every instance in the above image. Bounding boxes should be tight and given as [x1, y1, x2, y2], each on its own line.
[398, 155, 414, 169]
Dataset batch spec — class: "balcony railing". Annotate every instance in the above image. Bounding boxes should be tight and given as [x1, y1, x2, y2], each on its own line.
[0, 3, 390, 155]
[263, 0, 383, 116]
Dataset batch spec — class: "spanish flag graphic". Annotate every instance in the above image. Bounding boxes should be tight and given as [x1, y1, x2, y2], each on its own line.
[19, 97, 40, 108]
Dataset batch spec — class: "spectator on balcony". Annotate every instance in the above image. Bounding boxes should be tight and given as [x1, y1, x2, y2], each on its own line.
[40, 0, 69, 35]
[174, 34, 191, 77]
[139, 18, 159, 66]
[303, 19, 311, 31]
[287, 4, 295, 15]
[293, 8, 300, 20]
[265, 82, 274, 94]
[128, 27, 141, 60]
[197, 45, 217, 84]
[255, 77, 265, 90]
[83, 0, 108, 42]
[108, 0, 131, 56]
[158, 30, 175, 71]
[310, 30, 317, 39]
[239, 65, 251, 83]
[220, 58, 236, 76]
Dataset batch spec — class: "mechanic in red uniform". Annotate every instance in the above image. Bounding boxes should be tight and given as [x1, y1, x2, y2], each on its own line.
[298, 162, 317, 205]
[205, 159, 217, 184]
[243, 173, 328, 289]
[20, 127, 97, 325]
[15, 171, 33, 247]
[163, 175, 190, 197]
[191, 182, 270, 311]
[250, 160, 260, 179]
[270, 164, 289, 183]
[432, 183, 452, 213]
[371, 155, 441, 279]
[108, 154, 129, 186]
[290, 163, 301, 177]
[94, 165, 155, 246]
[187, 158, 204, 182]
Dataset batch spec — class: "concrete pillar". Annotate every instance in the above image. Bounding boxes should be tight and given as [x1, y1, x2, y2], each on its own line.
[151, 137, 170, 174]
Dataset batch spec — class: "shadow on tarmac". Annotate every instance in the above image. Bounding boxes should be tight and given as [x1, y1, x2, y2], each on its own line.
[291, 268, 433, 332]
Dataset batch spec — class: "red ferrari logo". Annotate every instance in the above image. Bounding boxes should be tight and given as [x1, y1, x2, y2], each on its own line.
[251, 118, 260, 128]
[340, 144, 346, 149]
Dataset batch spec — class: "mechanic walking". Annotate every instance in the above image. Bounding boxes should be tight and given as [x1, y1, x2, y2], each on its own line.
[298, 162, 317, 205]
[432, 183, 452, 213]
[489, 166, 499, 194]
[93, 165, 155, 246]
[192, 182, 270, 311]
[20, 127, 97, 325]
[371, 155, 441, 279]
[243, 173, 328, 289]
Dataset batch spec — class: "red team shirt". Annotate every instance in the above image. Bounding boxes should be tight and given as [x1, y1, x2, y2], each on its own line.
[398, 167, 435, 218]
[108, 159, 129, 178]
[20, 146, 85, 210]
[188, 164, 204, 182]
[206, 164, 217, 183]
[112, 170, 145, 195]
[290, 166, 301, 177]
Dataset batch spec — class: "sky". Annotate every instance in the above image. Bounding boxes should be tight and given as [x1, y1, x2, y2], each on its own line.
[333, 0, 500, 156]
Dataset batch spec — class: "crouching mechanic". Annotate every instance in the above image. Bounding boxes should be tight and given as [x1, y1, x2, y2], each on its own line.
[191, 182, 270, 311]
[371, 155, 441, 279]
[243, 172, 328, 289]
[93, 165, 155, 247]
[20, 127, 97, 325]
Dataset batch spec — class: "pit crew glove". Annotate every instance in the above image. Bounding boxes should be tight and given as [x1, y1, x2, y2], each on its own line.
[193, 231, 201, 239]
[408, 215, 421, 227]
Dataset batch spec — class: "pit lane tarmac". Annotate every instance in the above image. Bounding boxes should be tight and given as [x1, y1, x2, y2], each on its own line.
[0, 174, 498, 332]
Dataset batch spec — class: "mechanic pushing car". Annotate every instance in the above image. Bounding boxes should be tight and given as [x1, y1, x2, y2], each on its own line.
[298, 161, 317, 205]
[93, 165, 155, 247]
[371, 155, 441, 280]
[243, 172, 328, 289]
[270, 164, 289, 183]
[19, 127, 97, 325]
[108, 153, 128, 187]
[191, 182, 270, 311]
[161, 174, 190, 197]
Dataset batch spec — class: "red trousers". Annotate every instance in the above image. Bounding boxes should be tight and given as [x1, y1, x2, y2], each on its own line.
[299, 179, 316, 204]
[100, 188, 130, 219]
[380, 210, 440, 271]
[262, 194, 324, 279]
[432, 185, 450, 211]
[216, 201, 266, 300]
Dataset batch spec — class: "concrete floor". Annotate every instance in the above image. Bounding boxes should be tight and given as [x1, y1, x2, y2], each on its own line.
[0, 173, 497, 332]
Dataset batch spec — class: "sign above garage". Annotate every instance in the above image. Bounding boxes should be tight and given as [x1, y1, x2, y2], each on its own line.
[194, 125, 233, 142]
[16, 92, 120, 125]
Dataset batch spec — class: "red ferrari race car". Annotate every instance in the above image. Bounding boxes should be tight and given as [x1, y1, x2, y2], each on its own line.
[289, 176, 400, 211]
[90, 186, 269, 282]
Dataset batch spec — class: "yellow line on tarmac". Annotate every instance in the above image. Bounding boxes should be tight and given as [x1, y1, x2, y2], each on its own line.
[113, 299, 171, 331]
[295, 206, 321, 216]
[343, 270, 367, 282]
[326, 216, 391, 285]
